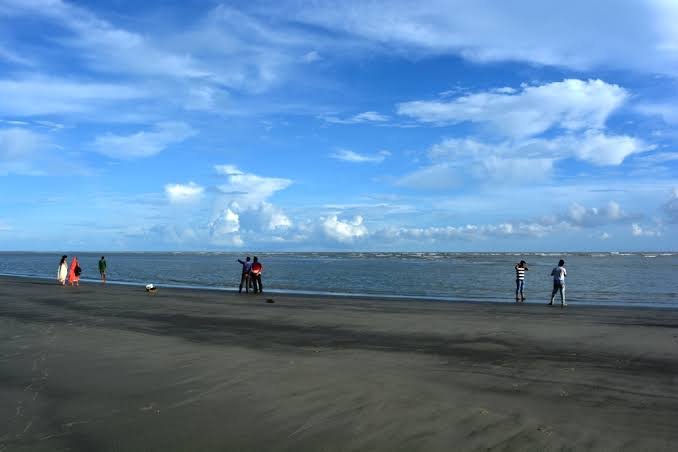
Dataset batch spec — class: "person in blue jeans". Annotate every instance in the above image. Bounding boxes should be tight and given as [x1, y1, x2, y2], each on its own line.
[514, 260, 528, 302]
[237, 256, 252, 293]
[549, 259, 567, 307]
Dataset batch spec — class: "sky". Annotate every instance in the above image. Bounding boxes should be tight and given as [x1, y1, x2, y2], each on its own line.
[0, 0, 677, 252]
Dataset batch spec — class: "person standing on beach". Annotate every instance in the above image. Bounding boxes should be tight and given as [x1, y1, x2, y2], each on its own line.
[68, 256, 81, 287]
[549, 259, 567, 307]
[514, 260, 528, 302]
[98, 256, 107, 285]
[251, 256, 263, 293]
[238, 256, 252, 293]
[57, 255, 68, 285]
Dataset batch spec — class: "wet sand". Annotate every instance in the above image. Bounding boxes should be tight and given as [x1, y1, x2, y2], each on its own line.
[1, 275, 677, 451]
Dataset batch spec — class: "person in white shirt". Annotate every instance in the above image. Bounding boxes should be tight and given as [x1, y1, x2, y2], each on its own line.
[549, 259, 567, 307]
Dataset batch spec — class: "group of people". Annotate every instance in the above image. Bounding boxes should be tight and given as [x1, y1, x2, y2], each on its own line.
[56, 253, 567, 306]
[56, 255, 107, 286]
[514, 259, 568, 307]
[237, 256, 264, 293]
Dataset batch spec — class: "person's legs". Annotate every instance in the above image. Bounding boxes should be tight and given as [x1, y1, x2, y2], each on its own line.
[560, 284, 566, 306]
[519, 280, 525, 300]
[239, 273, 248, 293]
[515, 279, 520, 299]
[257, 275, 263, 293]
[549, 283, 558, 305]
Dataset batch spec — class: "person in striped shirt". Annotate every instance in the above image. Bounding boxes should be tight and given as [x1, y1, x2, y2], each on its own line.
[514, 260, 529, 302]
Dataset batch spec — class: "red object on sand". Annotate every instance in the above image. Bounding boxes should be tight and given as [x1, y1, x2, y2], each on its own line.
[251, 262, 263, 274]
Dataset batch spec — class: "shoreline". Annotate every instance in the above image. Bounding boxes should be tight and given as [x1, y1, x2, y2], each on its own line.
[1, 276, 678, 450]
[2, 273, 676, 311]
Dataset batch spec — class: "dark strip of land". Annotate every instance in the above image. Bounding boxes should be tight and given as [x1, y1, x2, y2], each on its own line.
[1, 276, 677, 451]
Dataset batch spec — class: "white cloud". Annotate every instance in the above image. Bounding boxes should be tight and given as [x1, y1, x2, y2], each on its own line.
[352, 111, 388, 122]
[0, 0, 335, 106]
[214, 164, 292, 204]
[93, 122, 196, 159]
[564, 201, 636, 227]
[374, 221, 568, 242]
[239, 202, 292, 232]
[0, 75, 145, 117]
[631, 223, 662, 237]
[207, 165, 294, 245]
[398, 79, 628, 138]
[330, 149, 390, 163]
[323, 111, 390, 124]
[322, 215, 368, 242]
[573, 130, 651, 166]
[290, 1, 678, 76]
[1, 0, 211, 80]
[303, 50, 321, 62]
[208, 207, 243, 246]
[398, 137, 554, 190]
[398, 129, 650, 190]
[165, 182, 205, 203]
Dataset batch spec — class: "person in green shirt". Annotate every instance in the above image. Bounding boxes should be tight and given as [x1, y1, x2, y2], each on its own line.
[98, 256, 107, 285]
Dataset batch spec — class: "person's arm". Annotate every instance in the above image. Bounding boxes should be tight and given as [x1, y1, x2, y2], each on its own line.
[563, 268, 567, 277]
[237, 259, 244, 265]
[550, 268, 555, 276]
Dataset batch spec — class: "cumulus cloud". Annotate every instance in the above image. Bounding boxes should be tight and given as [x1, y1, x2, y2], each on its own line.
[631, 223, 662, 237]
[330, 149, 390, 163]
[322, 215, 368, 242]
[206, 165, 295, 245]
[165, 182, 204, 203]
[239, 202, 292, 232]
[208, 207, 243, 246]
[563, 201, 636, 227]
[93, 122, 196, 160]
[397, 79, 627, 138]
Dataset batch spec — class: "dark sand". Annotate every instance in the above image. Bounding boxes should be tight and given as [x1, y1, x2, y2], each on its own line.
[1, 276, 677, 451]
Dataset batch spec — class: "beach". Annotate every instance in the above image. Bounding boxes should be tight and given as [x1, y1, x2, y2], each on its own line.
[1, 276, 677, 451]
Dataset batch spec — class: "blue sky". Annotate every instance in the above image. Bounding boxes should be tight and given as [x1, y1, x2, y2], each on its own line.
[1, 0, 677, 251]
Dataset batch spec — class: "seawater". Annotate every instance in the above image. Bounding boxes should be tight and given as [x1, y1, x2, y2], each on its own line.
[1, 252, 677, 308]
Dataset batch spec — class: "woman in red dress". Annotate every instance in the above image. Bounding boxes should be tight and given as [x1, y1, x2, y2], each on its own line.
[68, 256, 80, 286]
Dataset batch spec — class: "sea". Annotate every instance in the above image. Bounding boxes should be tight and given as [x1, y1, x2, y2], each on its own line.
[1, 252, 677, 308]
